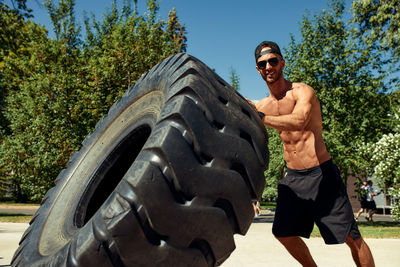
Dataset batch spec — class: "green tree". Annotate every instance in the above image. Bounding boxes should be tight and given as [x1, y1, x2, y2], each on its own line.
[352, 0, 400, 62]
[283, 0, 390, 184]
[0, 0, 187, 201]
[262, 128, 284, 201]
[0, 1, 34, 196]
[0, 1, 32, 137]
[83, 0, 186, 111]
[351, 0, 400, 93]
[1, 0, 85, 201]
[351, 0, 400, 220]
[0, 0, 31, 18]
[228, 66, 240, 91]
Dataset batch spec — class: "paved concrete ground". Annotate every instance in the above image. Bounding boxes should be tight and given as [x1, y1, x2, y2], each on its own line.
[0, 223, 28, 266]
[1, 214, 399, 266]
[223, 216, 400, 266]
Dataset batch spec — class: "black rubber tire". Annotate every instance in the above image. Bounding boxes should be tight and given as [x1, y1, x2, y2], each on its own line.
[11, 53, 269, 267]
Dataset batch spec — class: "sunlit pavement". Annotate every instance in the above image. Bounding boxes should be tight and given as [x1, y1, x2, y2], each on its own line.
[223, 216, 400, 267]
[1, 213, 399, 267]
[0, 223, 28, 266]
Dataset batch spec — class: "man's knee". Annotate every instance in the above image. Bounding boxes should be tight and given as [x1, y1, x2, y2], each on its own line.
[345, 234, 364, 249]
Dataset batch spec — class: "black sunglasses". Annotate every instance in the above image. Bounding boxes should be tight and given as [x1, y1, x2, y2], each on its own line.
[257, 57, 279, 69]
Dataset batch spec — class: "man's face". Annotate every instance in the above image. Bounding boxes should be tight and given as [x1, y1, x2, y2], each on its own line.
[256, 47, 285, 84]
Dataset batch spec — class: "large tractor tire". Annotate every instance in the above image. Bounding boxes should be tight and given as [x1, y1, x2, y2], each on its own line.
[12, 53, 268, 267]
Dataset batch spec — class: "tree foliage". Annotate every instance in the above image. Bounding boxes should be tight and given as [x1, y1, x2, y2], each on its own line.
[352, 0, 400, 63]
[262, 128, 284, 201]
[0, 0, 186, 201]
[351, 0, 400, 92]
[0, 1, 32, 137]
[228, 66, 240, 91]
[351, 0, 400, 220]
[0, 0, 34, 195]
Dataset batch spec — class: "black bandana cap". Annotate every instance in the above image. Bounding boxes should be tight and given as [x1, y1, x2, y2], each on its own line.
[256, 48, 282, 60]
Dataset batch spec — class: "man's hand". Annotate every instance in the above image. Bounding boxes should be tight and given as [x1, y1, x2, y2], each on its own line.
[244, 98, 265, 120]
[245, 98, 257, 111]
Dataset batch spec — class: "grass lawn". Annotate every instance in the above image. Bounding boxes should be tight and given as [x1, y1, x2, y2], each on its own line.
[0, 202, 38, 222]
[0, 201, 39, 207]
[311, 221, 400, 239]
[260, 201, 276, 210]
[0, 213, 33, 223]
[2, 214, 399, 239]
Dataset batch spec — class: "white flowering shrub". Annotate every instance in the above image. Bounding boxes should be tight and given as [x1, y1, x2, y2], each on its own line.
[374, 133, 400, 220]
[358, 100, 400, 221]
[360, 131, 400, 221]
[389, 187, 400, 221]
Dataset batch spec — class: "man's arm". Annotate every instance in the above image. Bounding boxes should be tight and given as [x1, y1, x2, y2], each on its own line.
[261, 85, 315, 131]
[369, 187, 376, 197]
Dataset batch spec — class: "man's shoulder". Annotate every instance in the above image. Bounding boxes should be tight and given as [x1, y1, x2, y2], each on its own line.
[291, 82, 317, 100]
[257, 95, 273, 104]
[292, 82, 314, 93]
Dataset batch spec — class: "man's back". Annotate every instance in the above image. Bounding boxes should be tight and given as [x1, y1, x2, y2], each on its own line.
[256, 82, 331, 169]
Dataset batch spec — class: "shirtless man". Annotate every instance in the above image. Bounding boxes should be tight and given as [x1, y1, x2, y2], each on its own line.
[250, 41, 375, 267]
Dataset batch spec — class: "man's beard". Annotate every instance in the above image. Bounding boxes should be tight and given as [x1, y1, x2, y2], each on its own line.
[264, 69, 283, 85]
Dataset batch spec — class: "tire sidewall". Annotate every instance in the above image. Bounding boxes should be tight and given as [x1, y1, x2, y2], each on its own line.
[37, 90, 165, 257]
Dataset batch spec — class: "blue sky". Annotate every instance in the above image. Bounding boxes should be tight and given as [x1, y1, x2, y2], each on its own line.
[23, 0, 354, 100]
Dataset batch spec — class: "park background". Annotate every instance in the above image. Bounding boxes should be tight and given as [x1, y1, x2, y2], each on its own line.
[0, 0, 399, 220]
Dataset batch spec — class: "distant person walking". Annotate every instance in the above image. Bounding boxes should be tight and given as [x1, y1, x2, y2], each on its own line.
[355, 180, 369, 221]
[253, 201, 261, 217]
[365, 180, 377, 221]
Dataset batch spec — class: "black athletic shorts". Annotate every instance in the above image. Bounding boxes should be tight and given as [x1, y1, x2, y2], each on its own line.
[365, 200, 376, 210]
[272, 159, 361, 244]
[360, 199, 368, 209]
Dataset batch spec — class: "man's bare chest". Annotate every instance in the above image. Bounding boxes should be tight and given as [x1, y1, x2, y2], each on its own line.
[261, 97, 295, 116]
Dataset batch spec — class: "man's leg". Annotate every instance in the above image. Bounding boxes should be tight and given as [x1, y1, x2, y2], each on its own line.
[355, 208, 364, 220]
[368, 209, 375, 221]
[275, 236, 317, 267]
[365, 209, 371, 221]
[345, 235, 375, 267]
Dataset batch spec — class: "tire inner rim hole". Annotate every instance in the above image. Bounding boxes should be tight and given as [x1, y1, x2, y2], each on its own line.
[74, 125, 151, 228]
